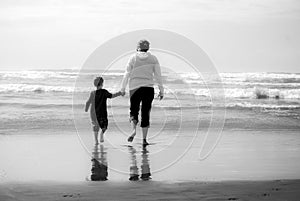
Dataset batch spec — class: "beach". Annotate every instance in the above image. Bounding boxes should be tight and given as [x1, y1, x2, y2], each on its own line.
[1, 129, 300, 200]
[1, 180, 300, 201]
[1, 70, 300, 200]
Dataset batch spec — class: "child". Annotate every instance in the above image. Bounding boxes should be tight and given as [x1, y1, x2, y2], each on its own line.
[85, 76, 122, 145]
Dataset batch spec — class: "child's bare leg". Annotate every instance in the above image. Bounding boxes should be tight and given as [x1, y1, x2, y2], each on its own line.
[94, 131, 99, 145]
[100, 128, 107, 143]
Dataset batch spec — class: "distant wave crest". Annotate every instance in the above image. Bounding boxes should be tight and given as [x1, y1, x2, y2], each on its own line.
[0, 83, 300, 100]
[0, 84, 77, 93]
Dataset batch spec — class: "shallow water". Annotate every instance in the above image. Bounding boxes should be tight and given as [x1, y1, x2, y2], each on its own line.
[0, 70, 299, 135]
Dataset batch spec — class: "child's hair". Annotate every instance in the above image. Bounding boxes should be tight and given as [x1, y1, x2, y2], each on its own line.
[136, 39, 150, 52]
[94, 76, 104, 87]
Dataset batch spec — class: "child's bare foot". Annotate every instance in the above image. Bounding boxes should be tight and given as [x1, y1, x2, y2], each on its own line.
[100, 134, 104, 143]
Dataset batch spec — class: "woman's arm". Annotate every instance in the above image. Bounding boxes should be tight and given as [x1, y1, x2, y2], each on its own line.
[120, 55, 134, 94]
[153, 57, 164, 99]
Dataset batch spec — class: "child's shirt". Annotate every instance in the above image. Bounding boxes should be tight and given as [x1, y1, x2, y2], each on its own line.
[87, 89, 112, 119]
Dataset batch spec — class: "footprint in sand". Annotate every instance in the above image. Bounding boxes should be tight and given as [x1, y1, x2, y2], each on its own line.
[262, 193, 270, 197]
[272, 187, 280, 191]
[228, 198, 239, 200]
[62, 193, 81, 198]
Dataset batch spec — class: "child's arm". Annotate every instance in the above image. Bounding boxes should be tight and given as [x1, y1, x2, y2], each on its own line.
[85, 92, 92, 112]
[85, 101, 90, 112]
[111, 91, 122, 98]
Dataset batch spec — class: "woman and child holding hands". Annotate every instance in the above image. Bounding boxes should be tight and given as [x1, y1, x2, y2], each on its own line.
[85, 39, 164, 146]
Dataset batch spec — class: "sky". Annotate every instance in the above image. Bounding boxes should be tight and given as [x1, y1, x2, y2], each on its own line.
[0, 0, 299, 72]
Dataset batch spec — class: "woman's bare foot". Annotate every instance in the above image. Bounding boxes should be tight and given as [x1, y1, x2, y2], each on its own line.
[143, 139, 149, 146]
[127, 133, 136, 142]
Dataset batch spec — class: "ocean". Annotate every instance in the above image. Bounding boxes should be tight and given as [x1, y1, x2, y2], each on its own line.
[0, 70, 300, 135]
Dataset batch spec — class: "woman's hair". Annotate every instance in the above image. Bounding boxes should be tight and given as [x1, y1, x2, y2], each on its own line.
[94, 76, 104, 87]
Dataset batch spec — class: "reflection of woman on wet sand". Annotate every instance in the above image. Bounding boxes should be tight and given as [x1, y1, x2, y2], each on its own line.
[128, 146, 151, 181]
[121, 39, 164, 146]
[90, 145, 108, 181]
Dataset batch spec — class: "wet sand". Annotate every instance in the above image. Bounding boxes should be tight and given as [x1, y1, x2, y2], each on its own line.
[1, 129, 300, 181]
[1, 128, 300, 200]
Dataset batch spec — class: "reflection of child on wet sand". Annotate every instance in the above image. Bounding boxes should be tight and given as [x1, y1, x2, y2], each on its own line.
[85, 77, 123, 145]
[91, 145, 108, 181]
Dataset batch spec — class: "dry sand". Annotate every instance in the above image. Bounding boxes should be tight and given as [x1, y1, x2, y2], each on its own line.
[1, 180, 300, 201]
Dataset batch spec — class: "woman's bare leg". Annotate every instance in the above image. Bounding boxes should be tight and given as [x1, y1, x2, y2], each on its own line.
[128, 120, 137, 142]
[131, 121, 137, 137]
[142, 127, 149, 145]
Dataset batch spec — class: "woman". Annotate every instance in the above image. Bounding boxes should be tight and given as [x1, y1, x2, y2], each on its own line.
[121, 39, 164, 146]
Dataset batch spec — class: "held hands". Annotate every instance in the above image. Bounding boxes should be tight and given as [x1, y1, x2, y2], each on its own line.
[118, 90, 161, 99]
[120, 88, 126, 97]
[158, 91, 164, 100]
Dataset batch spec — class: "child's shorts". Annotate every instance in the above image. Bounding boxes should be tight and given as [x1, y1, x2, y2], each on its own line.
[92, 117, 108, 132]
